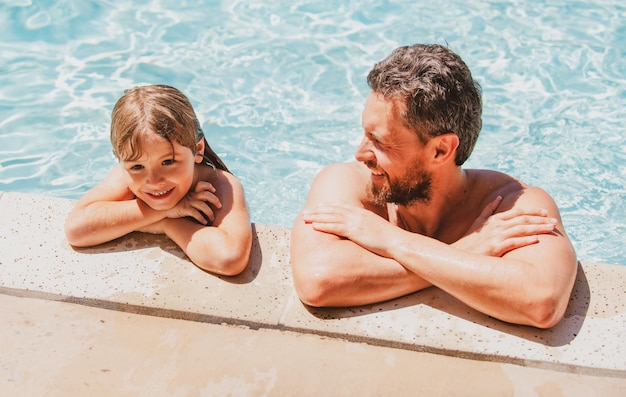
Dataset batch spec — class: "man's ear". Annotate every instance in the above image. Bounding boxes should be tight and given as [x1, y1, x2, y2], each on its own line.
[194, 138, 205, 163]
[431, 133, 459, 164]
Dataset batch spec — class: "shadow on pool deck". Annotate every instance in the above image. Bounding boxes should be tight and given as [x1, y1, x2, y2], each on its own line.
[71, 223, 266, 286]
[1, 191, 625, 390]
[304, 261, 590, 348]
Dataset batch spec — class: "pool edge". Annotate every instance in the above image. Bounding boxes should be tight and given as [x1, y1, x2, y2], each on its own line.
[1, 190, 625, 378]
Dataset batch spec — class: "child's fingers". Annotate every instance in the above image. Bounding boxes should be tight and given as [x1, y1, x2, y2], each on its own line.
[191, 189, 222, 210]
[195, 181, 216, 193]
[195, 202, 216, 223]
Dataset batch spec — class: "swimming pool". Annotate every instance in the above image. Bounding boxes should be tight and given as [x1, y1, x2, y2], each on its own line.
[1, 0, 624, 265]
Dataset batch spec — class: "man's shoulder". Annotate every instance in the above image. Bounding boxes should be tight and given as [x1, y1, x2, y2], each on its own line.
[320, 161, 367, 173]
[469, 169, 556, 210]
[470, 168, 522, 183]
[315, 162, 369, 183]
[469, 169, 526, 193]
[309, 162, 369, 202]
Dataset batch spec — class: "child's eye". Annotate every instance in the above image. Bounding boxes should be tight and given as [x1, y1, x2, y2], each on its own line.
[129, 164, 144, 171]
[162, 159, 175, 166]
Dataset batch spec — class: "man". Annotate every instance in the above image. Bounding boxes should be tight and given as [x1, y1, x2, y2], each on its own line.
[290, 44, 577, 329]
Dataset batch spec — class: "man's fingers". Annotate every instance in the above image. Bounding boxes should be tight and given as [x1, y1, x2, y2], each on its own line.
[495, 235, 540, 256]
[480, 195, 503, 217]
[497, 208, 549, 221]
[499, 223, 555, 239]
[503, 215, 557, 226]
[302, 211, 342, 224]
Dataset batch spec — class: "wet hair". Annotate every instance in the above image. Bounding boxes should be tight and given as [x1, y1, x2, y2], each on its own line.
[367, 44, 482, 166]
[110, 84, 230, 172]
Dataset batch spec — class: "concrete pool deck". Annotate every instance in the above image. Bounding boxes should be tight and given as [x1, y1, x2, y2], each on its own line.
[1, 191, 625, 395]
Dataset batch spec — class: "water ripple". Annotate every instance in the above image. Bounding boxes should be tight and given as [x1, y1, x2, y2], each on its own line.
[0, 0, 624, 264]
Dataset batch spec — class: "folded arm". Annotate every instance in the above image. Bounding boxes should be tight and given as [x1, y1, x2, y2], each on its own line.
[65, 166, 166, 246]
[303, 183, 577, 328]
[386, 198, 577, 328]
[161, 172, 252, 276]
[65, 166, 251, 276]
[291, 163, 431, 307]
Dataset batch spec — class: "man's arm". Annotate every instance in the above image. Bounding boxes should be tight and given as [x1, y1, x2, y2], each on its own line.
[305, 184, 577, 328]
[290, 163, 431, 307]
[397, 188, 576, 327]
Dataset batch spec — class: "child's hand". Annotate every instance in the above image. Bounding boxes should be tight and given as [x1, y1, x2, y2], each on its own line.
[166, 181, 222, 224]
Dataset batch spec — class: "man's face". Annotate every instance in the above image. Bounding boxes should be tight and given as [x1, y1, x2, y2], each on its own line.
[356, 93, 432, 206]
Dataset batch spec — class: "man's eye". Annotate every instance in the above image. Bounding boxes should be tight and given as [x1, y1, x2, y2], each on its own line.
[372, 139, 384, 149]
[367, 135, 383, 148]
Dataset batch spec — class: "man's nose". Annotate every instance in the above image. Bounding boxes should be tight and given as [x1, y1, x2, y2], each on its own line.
[355, 136, 374, 162]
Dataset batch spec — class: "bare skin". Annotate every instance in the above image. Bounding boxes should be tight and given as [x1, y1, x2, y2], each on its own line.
[291, 93, 577, 328]
[65, 134, 252, 276]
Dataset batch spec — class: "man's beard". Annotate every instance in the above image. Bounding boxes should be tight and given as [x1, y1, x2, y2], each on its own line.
[366, 162, 432, 207]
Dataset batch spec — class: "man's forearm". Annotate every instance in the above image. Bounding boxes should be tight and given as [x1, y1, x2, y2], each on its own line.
[291, 228, 431, 307]
[386, 229, 575, 328]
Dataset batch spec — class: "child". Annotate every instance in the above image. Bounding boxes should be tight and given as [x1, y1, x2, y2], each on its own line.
[65, 85, 252, 276]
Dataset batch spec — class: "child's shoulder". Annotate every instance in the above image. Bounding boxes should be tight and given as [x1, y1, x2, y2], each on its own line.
[198, 165, 242, 190]
[216, 169, 242, 186]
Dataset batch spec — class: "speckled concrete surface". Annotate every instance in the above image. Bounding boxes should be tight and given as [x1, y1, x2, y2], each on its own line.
[3, 293, 626, 397]
[1, 191, 625, 385]
[0, 192, 294, 327]
[281, 261, 626, 374]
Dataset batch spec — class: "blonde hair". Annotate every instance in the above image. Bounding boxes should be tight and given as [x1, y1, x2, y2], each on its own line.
[110, 85, 229, 172]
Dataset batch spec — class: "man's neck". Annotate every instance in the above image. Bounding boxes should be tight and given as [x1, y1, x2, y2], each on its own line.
[392, 168, 470, 239]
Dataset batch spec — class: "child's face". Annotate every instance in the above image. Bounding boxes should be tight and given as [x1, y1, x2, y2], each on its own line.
[121, 132, 201, 210]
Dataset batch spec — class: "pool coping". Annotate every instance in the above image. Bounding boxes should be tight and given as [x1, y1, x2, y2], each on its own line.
[1, 191, 625, 377]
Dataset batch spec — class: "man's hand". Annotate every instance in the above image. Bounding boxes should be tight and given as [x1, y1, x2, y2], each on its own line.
[165, 181, 222, 225]
[302, 202, 394, 256]
[453, 196, 557, 256]
[303, 196, 558, 260]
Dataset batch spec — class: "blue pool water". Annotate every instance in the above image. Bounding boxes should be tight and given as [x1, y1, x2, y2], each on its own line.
[0, 1, 624, 265]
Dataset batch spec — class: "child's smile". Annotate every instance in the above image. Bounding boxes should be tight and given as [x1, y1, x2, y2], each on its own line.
[122, 132, 198, 210]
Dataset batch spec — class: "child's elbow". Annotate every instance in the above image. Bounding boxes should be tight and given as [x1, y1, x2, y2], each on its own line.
[64, 218, 89, 247]
[196, 247, 250, 277]
[218, 254, 249, 276]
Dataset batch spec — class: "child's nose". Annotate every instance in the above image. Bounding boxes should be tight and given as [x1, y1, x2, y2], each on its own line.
[146, 169, 164, 184]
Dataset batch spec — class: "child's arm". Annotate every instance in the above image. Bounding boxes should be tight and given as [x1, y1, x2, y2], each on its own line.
[160, 171, 252, 276]
[64, 166, 169, 246]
